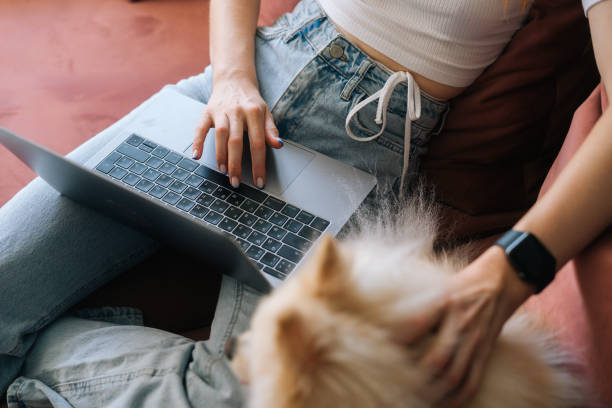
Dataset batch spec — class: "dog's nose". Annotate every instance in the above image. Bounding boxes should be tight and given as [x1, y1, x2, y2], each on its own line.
[224, 337, 237, 360]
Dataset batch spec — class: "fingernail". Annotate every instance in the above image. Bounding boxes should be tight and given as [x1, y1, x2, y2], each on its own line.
[277, 138, 284, 146]
[219, 164, 227, 174]
[256, 177, 264, 189]
[231, 177, 240, 188]
[192, 149, 199, 159]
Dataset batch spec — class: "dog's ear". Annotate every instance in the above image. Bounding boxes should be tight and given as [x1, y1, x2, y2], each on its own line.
[306, 235, 348, 300]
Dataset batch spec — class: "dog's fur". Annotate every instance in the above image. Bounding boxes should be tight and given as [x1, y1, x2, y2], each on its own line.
[230, 199, 588, 408]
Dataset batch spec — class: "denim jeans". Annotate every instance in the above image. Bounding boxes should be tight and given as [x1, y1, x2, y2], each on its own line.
[1, 0, 448, 405]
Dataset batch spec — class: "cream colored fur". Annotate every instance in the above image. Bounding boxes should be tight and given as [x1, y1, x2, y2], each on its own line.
[231, 199, 588, 408]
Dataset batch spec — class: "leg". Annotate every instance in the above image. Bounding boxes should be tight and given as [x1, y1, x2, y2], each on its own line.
[0, 69, 215, 394]
[6, 276, 261, 408]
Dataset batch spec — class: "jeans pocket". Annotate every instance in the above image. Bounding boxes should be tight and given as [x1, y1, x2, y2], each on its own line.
[256, 15, 291, 40]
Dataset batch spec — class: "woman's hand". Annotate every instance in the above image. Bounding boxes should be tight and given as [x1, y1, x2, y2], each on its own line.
[402, 246, 535, 407]
[192, 74, 283, 189]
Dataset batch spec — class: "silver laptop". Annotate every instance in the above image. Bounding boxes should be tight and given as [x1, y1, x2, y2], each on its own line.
[0, 88, 376, 292]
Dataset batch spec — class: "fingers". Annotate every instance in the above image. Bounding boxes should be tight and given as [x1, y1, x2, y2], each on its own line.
[214, 113, 229, 174]
[193, 109, 213, 160]
[244, 103, 267, 188]
[445, 341, 492, 408]
[264, 109, 283, 149]
[420, 313, 458, 377]
[227, 110, 244, 188]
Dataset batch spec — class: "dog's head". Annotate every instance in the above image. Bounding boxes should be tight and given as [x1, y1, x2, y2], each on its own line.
[229, 235, 437, 408]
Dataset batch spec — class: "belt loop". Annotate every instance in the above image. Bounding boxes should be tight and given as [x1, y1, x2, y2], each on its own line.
[340, 59, 374, 101]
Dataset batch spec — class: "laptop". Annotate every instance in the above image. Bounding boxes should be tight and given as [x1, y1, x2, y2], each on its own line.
[0, 88, 376, 293]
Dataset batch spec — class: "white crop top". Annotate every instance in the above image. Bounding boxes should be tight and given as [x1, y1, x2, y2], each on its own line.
[317, 0, 607, 87]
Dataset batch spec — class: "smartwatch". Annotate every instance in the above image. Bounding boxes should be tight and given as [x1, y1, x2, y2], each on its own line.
[495, 230, 557, 293]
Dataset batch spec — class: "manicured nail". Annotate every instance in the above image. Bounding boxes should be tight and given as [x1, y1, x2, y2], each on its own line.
[219, 164, 227, 174]
[277, 138, 284, 146]
[231, 176, 240, 188]
[256, 177, 264, 189]
[192, 149, 199, 159]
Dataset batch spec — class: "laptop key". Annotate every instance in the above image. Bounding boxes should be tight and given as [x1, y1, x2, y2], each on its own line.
[264, 266, 286, 280]
[196, 193, 215, 207]
[212, 186, 231, 200]
[109, 167, 128, 180]
[256, 262, 265, 270]
[262, 237, 282, 253]
[142, 140, 157, 149]
[126, 134, 144, 146]
[247, 231, 267, 246]
[139, 144, 154, 153]
[194, 165, 228, 185]
[198, 180, 217, 195]
[169, 180, 187, 194]
[142, 168, 160, 181]
[178, 157, 199, 172]
[190, 204, 208, 219]
[235, 238, 251, 252]
[296, 210, 315, 225]
[224, 206, 244, 220]
[117, 143, 149, 162]
[298, 225, 322, 241]
[280, 204, 300, 218]
[283, 232, 311, 252]
[253, 219, 272, 234]
[311, 217, 330, 231]
[116, 156, 134, 169]
[246, 245, 265, 261]
[204, 210, 223, 225]
[96, 152, 121, 173]
[146, 156, 164, 169]
[156, 174, 174, 187]
[277, 245, 303, 263]
[240, 199, 259, 213]
[275, 259, 296, 275]
[130, 162, 147, 175]
[135, 179, 154, 192]
[123, 173, 141, 186]
[185, 174, 204, 188]
[159, 162, 177, 175]
[162, 191, 181, 205]
[263, 196, 285, 211]
[267, 226, 287, 241]
[269, 212, 288, 227]
[227, 192, 245, 207]
[285, 219, 304, 234]
[219, 217, 238, 232]
[177, 198, 196, 212]
[261, 252, 280, 268]
[182, 186, 200, 200]
[210, 199, 229, 213]
[149, 185, 167, 199]
[233, 224, 252, 239]
[151, 146, 169, 159]
[165, 151, 183, 164]
[254, 206, 274, 220]
[239, 213, 258, 227]
[234, 183, 267, 203]
[172, 168, 189, 181]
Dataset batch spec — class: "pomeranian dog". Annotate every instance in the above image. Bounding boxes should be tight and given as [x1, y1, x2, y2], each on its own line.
[229, 198, 588, 408]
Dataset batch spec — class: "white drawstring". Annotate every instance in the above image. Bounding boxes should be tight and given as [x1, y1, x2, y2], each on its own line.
[345, 71, 421, 199]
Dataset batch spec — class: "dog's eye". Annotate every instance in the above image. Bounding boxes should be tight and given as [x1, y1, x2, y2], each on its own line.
[224, 336, 237, 360]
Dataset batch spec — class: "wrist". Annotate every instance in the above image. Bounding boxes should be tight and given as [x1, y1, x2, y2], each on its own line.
[213, 67, 258, 86]
[482, 245, 536, 305]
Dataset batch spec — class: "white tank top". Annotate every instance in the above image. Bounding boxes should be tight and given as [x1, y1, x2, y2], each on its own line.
[317, 0, 532, 87]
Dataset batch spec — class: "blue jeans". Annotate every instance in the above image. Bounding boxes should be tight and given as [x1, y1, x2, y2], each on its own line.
[0, 0, 448, 405]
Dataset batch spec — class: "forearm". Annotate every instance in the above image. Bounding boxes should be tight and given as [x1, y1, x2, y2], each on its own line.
[588, 1, 612, 95]
[210, 0, 260, 84]
[514, 107, 612, 267]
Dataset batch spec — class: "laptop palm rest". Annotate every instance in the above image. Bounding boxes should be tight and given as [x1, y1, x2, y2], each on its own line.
[184, 132, 315, 196]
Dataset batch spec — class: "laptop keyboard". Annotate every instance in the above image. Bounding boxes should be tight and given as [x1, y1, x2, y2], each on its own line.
[95, 134, 330, 280]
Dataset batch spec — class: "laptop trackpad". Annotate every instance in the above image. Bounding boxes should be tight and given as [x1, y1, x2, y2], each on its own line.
[185, 131, 315, 196]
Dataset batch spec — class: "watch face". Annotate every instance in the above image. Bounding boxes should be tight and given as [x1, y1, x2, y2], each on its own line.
[497, 231, 556, 293]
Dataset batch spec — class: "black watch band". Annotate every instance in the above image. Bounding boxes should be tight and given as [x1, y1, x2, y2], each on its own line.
[495, 230, 557, 294]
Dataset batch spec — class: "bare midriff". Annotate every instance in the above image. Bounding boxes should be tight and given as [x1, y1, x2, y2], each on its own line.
[336, 25, 467, 101]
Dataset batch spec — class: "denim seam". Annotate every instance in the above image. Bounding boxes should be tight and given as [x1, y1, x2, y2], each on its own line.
[283, 13, 325, 44]
[7, 240, 159, 356]
[50, 367, 178, 393]
[220, 280, 243, 358]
